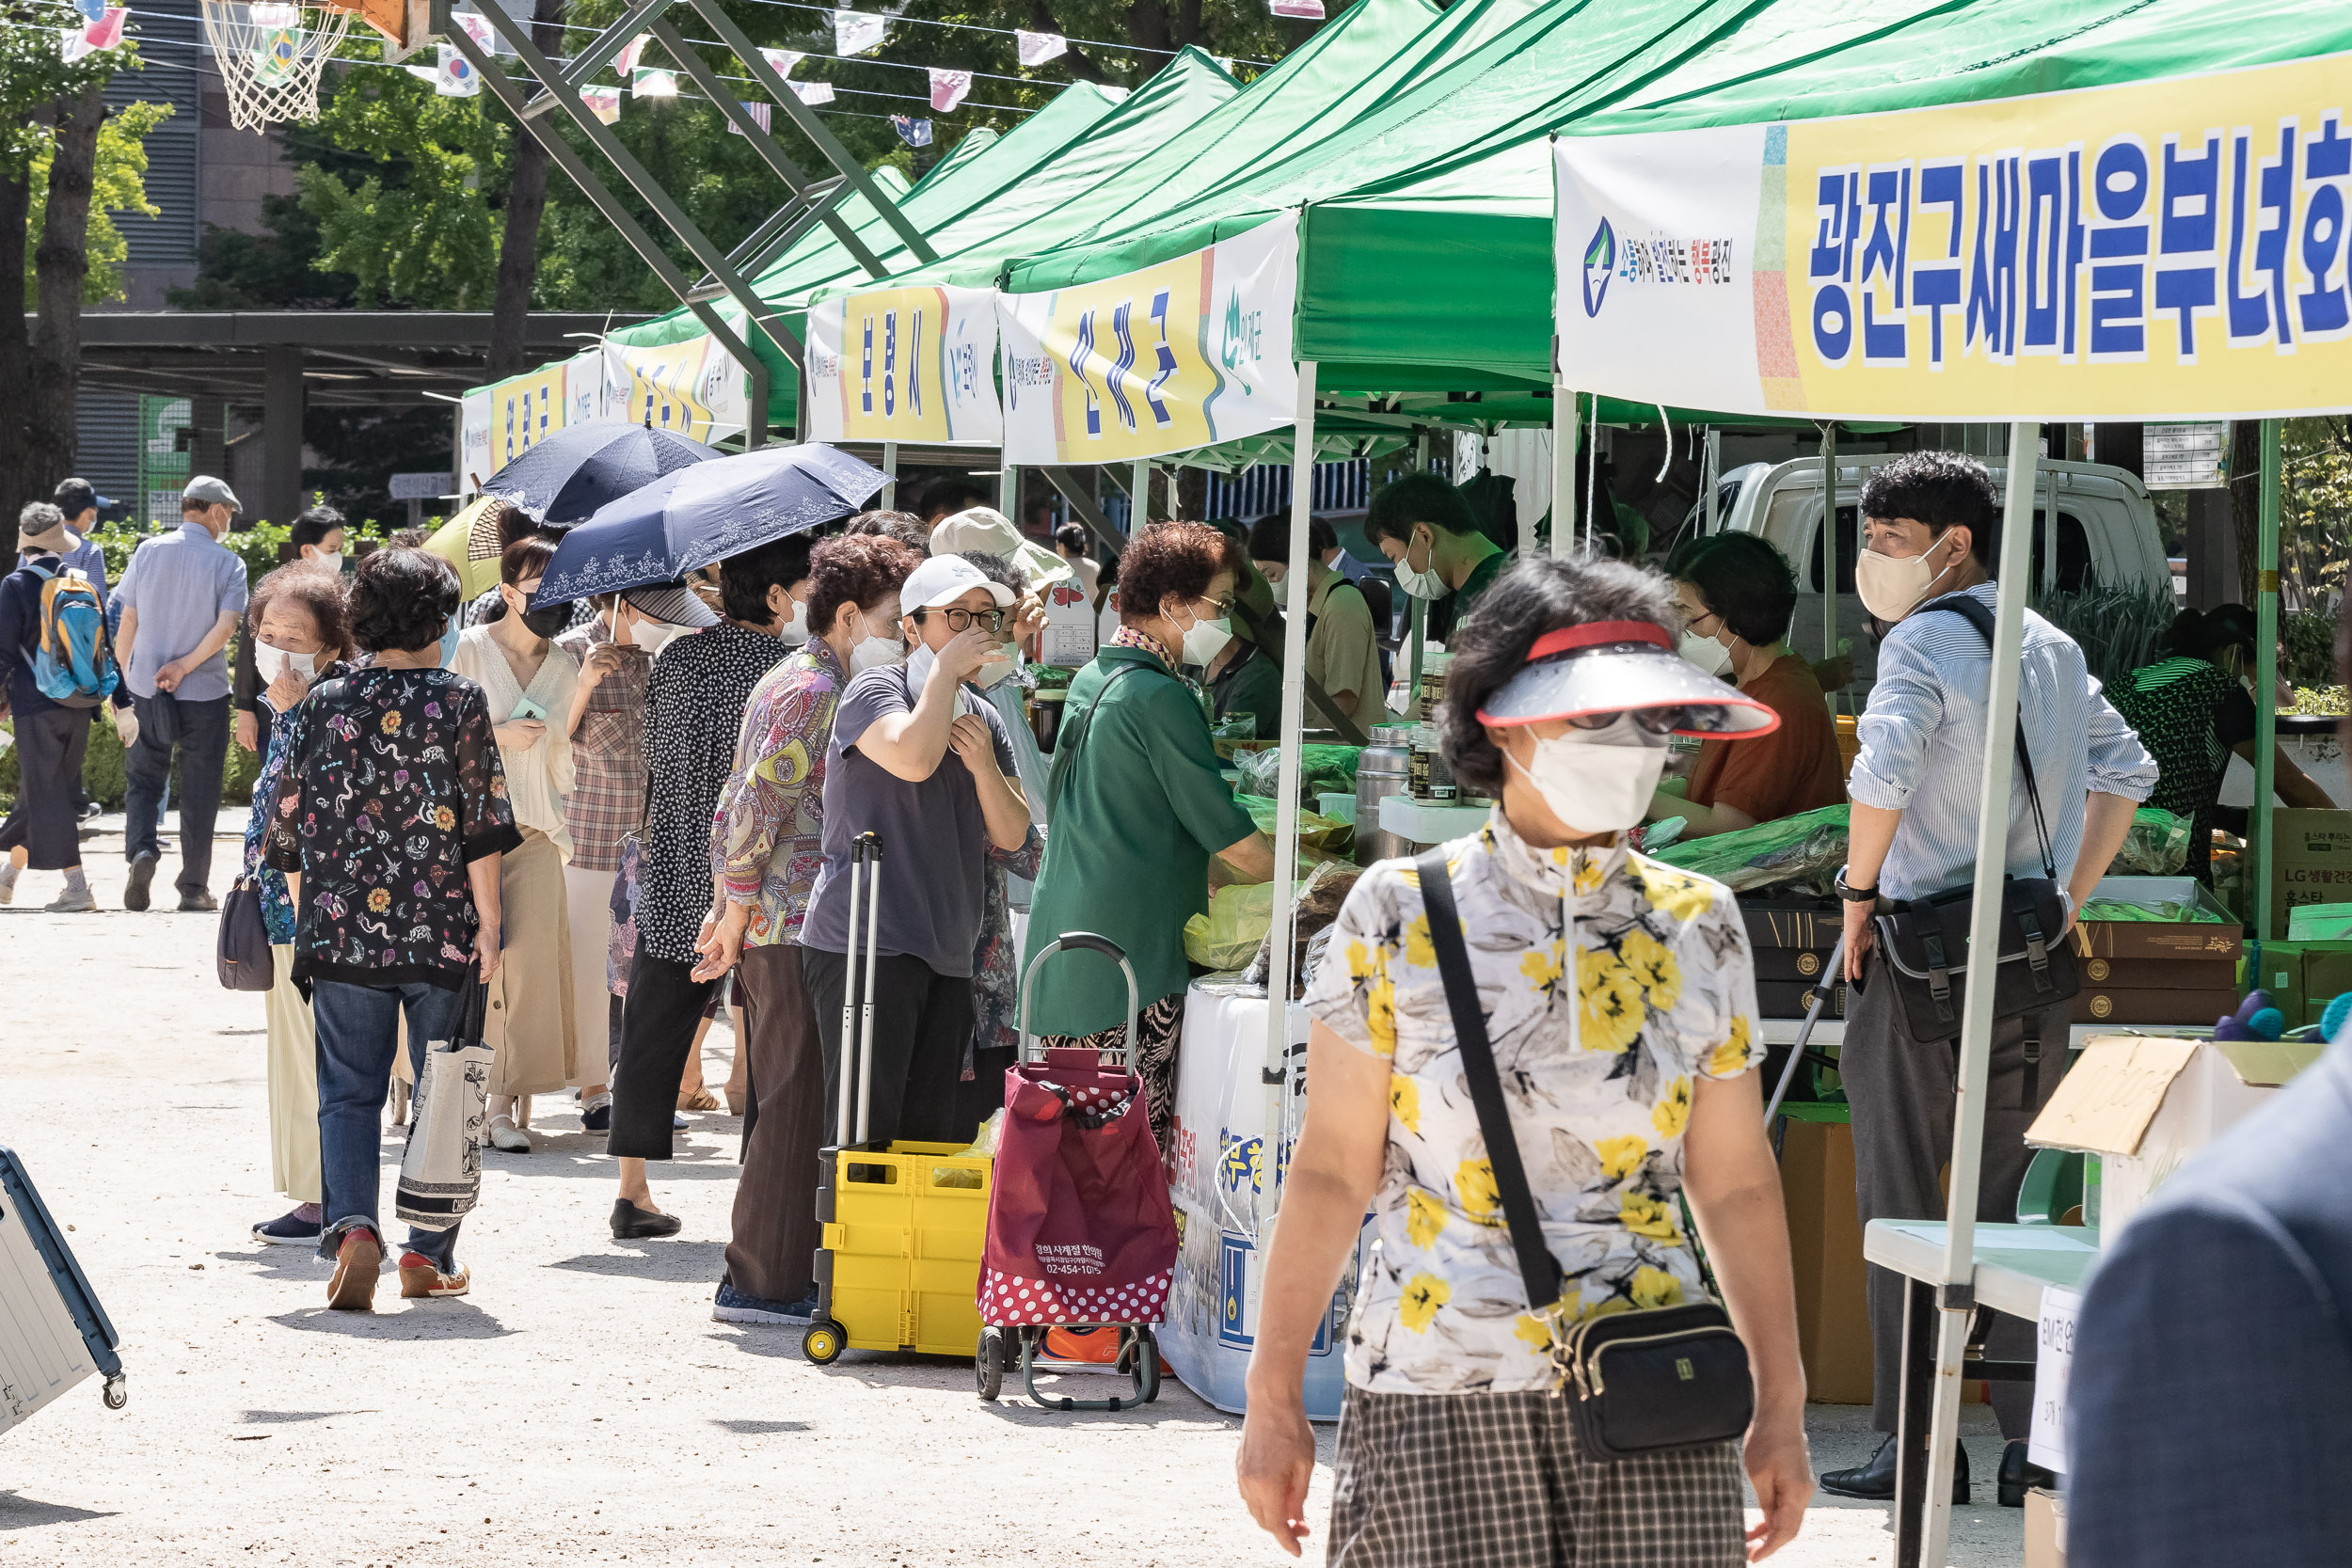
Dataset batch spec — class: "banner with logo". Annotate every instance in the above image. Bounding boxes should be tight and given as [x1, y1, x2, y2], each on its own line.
[999, 212, 1298, 465]
[1554, 53, 2352, 420]
[603, 333, 750, 442]
[807, 283, 1002, 446]
[490, 362, 567, 471]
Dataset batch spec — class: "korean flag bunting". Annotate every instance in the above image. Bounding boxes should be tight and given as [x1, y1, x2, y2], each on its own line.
[437, 42, 482, 96]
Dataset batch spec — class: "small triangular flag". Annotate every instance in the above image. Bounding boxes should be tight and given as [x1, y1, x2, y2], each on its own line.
[632, 67, 675, 98]
[580, 84, 621, 123]
[832, 8, 884, 55]
[758, 46, 803, 78]
[789, 79, 834, 105]
[436, 42, 481, 96]
[890, 115, 931, 148]
[928, 68, 970, 113]
[1015, 29, 1065, 66]
[612, 33, 648, 73]
[727, 101, 772, 136]
[1269, 0, 1325, 15]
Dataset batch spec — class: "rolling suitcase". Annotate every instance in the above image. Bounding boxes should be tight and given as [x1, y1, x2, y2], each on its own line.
[0, 1147, 126, 1435]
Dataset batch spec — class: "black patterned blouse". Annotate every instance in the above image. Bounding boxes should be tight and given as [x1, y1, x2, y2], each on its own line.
[263, 664, 524, 991]
[636, 622, 787, 965]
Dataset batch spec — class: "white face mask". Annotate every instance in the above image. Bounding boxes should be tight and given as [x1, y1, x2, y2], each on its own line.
[309, 551, 342, 576]
[778, 597, 811, 645]
[1177, 605, 1233, 667]
[253, 641, 318, 697]
[905, 642, 938, 694]
[1678, 627, 1733, 679]
[1853, 534, 1963, 623]
[1505, 716, 1671, 835]
[628, 619, 679, 654]
[1392, 529, 1450, 600]
[1260, 563, 1287, 586]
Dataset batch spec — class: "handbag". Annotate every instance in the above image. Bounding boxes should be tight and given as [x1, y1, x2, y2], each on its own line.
[215, 874, 275, 991]
[394, 963, 493, 1229]
[1865, 594, 2080, 1104]
[1416, 848, 1755, 1460]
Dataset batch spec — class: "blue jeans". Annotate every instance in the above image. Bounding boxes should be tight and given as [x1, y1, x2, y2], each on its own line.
[311, 978, 468, 1269]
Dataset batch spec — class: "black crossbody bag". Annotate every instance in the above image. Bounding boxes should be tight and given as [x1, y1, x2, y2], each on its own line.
[1416, 848, 1754, 1459]
[1865, 594, 2079, 1105]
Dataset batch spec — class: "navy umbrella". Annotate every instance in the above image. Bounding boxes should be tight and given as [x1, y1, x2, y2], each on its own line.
[479, 422, 723, 528]
[535, 442, 889, 605]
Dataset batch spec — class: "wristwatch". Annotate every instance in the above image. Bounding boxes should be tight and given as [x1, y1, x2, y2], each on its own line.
[1834, 867, 1878, 904]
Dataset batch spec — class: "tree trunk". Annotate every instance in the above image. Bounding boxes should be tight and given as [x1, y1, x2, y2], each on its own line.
[1029, 0, 1109, 85]
[26, 87, 108, 504]
[487, 0, 565, 379]
[2230, 418, 2263, 605]
[0, 158, 35, 508]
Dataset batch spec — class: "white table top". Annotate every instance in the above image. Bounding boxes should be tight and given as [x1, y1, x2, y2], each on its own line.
[1862, 1220, 2101, 1319]
[1762, 1019, 2201, 1048]
[1376, 794, 1492, 845]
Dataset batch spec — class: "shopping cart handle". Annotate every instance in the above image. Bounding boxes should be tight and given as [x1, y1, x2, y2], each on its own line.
[1049, 931, 1127, 964]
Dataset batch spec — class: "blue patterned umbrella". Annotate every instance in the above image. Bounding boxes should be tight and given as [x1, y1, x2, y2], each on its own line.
[534, 442, 888, 605]
[478, 422, 723, 528]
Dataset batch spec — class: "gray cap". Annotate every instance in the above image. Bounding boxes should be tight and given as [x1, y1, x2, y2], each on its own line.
[183, 475, 242, 512]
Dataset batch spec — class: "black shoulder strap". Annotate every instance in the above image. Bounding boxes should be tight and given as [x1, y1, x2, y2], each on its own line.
[1044, 659, 1157, 815]
[1918, 593, 2058, 880]
[1415, 847, 1563, 1313]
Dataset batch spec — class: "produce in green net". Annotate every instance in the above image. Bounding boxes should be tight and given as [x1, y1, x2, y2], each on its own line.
[2077, 896, 2230, 925]
[2110, 807, 2191, 875]
[1237, 744, 1361, 801]
[1652, 804, 1850, 893]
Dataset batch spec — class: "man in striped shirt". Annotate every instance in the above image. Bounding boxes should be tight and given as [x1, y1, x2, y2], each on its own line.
[1820, 451, 2154, 1508]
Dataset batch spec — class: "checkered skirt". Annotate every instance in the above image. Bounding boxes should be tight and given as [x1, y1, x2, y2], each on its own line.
[1327, 1386, 1746, 1568]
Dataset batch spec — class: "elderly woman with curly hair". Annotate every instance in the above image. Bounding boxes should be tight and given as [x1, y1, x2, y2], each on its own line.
[1023, 521, 1279, 1138]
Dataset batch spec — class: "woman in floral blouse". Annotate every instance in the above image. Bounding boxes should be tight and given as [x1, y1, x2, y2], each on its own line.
[238, 563, 355, 1252]
[1235, 556, 1812, 1566]
[693, 531, 920, 1324]
[264, 547, 521, 1313]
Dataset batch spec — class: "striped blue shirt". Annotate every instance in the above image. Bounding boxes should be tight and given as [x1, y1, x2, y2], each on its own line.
[1850, 582, 2156, 903]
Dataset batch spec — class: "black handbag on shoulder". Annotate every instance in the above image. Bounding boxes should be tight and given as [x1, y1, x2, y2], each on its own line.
[216, 875, 275, 992]
[1415, 847, 1755, 1460]
[1865, 594, 2079, 1102]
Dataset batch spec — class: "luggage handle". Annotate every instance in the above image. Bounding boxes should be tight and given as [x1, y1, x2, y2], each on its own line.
[1018, 931, 1140, 1069]
[834, 832, 884, 1147]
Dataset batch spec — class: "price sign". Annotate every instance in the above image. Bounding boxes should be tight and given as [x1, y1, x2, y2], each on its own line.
[2026, 1285, 2082, 1474]
[2142, 421, 2230, 490]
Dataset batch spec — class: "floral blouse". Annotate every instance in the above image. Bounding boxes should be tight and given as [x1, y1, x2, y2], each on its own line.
[713, 639, 844, 947]
[263, 664, 523, 991]
[1302, 809, 1761, 1396]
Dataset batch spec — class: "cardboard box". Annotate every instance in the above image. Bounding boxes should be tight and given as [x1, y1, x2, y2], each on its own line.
[2073, 955, 2236, 990]
[2026, 1486, 2067, 1568]
[2299, 942, 2352, 1026]
[1757, 979, 1846, 1020]
[2073, 987, 2240, 1025]
[1776, 1116, 1873, 1404]
[2265, 807, 2352, 942]
[2072, 876, 2243, 964]
[2026, 1035, 2326, 1238]
[2242, 937, 2319, 1027]
[1742, 900, 1841, 984]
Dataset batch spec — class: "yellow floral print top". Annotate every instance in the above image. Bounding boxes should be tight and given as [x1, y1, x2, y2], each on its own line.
[1300, 808, 1762, 1395]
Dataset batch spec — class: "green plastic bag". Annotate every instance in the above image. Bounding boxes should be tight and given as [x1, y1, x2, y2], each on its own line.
[1653, 804, 1851, 893]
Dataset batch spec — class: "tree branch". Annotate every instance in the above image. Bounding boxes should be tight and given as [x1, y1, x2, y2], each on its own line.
[1027, 0, 1109, 86]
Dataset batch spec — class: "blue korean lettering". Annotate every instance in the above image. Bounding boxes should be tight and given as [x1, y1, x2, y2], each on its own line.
[2299, 113, 2351, 338]
[1145, 289, 1177, 428]
[1107, 300, 1138, 433]
[2226, 123, 2296, 348]
[860, 314, 873, 415]
[1810, 168, 1859, 363]
[1859, 164, 1910, 364]
[2155, 133, 2220, 360]
[1911, 160, 1964, 367]
[882, 309, 898, 418]
[909, 308, 925, 419]
[2022, 149, 2085, 356]
[1967, 153, 2022, 362]
[2088, 135, 2152, 359]
[1072, 309, 1101, 436]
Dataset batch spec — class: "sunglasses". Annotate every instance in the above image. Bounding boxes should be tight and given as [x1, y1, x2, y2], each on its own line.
[1562, 707, 1696, 736]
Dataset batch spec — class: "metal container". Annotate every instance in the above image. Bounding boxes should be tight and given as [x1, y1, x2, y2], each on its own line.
[1356, 724, 1414, 865]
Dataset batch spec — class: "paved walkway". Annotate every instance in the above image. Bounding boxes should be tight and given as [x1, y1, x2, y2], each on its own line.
[0, 852, 2026, 1566]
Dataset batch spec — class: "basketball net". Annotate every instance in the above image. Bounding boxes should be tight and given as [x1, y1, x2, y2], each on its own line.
[200, 0, 354, 130]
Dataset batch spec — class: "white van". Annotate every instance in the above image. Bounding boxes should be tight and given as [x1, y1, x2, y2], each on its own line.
[1701, 453, 2170, 692]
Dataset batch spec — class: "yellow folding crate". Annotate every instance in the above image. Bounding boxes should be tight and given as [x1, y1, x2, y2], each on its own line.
[803, 1141, 992, 1365]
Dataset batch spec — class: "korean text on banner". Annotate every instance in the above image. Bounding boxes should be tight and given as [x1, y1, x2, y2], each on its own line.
[809, 284, 1003, 447]
[459, 388, 493, 493]
[998, 212, 1298, 466]
[604, 335, 749, 443]
[564, 348, 607, 427]
[492, 363, 567, 469]
[1552, 52, 2352, 420]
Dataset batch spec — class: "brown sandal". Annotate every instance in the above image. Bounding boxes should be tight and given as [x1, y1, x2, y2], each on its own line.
[677, 1085, 722, 1113]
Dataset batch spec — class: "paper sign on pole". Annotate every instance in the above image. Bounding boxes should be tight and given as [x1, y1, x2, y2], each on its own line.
[460, 388, 493, 492]
[808, 284, 1002, 446]
[2027, 1286, 2081, 1474]
[605, 335, 749, 443]
[564, 348, 607, 426]
[2144, 421, 2231, 489]
[998, 213, 1299, 466]
[492, 362, 567, 469]
[1554, 52, 2352, 420]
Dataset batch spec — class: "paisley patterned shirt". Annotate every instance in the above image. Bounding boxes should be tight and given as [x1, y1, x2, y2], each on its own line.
[713, 639, 845, 947]
[1301, 809, 1761, 1396]
[263, 664, 522, 991]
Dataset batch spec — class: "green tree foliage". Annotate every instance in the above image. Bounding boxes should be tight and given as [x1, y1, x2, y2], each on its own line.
[2280, 417, 2352, 613]
[22, 99, 172, 305]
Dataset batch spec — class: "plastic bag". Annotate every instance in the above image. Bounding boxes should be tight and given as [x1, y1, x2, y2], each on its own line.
[1237, 744, 1361, 801]
[1184, 874, 1339, 971]
[1233, 793, 1350, 853]
[1652, 804, 1851, 894]
[2111, 807, 2190, 876]
[1242, 861, 1359, 991]
[933, 1107, 1003, 1187]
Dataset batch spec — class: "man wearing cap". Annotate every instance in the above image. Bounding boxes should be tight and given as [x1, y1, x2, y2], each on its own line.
[1821, 451, 2154, 1507]
[43, 479, 112, 600]
[111, 475, 251, 911]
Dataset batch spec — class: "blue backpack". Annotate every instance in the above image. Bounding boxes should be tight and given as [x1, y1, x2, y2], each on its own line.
[27, 564, 118, 708]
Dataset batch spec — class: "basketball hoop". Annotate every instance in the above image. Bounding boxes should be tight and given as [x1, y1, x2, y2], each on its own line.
[201, 0, 355, 130]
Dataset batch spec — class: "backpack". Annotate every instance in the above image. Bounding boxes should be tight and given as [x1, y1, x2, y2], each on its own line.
[26, 564, 118, 708]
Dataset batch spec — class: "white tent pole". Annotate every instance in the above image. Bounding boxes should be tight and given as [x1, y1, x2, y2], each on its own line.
[1552, 386, 1578, 559]
[882, 440, 898, 509]
[1133, 456, 1151, 530]
[1000, 463, 1020, 519]
[1918, 420, 2042, 1567]
[1263, 358, 1318, 1227]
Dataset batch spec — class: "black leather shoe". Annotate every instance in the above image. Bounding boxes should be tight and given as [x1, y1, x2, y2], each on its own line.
[1818, 1433, 1970, 1505]
[610, 1199, 682, 1240]
[123, 850, 157, 911]
[1998, 1439, 2056, 1508]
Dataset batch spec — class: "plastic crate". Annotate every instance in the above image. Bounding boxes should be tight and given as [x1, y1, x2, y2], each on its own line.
[807, 1141, 992, 1362]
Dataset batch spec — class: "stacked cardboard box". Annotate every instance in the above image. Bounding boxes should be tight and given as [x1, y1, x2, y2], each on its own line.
[2070, 877, 2242, 1027]
[1744, 899, 1845, 1019]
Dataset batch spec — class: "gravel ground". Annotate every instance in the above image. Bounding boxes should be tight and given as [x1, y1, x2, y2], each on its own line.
[0, 841, 2025, 1566]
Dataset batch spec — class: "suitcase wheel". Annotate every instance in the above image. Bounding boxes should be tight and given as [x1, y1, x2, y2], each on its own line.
[976, 1328, 1005, 1402]
[803, 1319, 845, 1366]
[103, 1374, 127, 1411]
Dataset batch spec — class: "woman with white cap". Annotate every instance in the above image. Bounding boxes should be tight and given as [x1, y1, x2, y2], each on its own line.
[1236, 554, 1812, 1566]
[797, 553, 1032, 1152]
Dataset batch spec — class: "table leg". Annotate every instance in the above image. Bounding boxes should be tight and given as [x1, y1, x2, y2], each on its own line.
[1894, 1275, 1935, 1568]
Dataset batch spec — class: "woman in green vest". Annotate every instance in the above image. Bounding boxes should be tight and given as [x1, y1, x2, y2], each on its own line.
[1025, 521, 1279, 1138]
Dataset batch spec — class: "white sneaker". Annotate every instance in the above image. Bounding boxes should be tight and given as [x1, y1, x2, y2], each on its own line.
[486, 1116, 532, 1153]
[0, 878, 13, 906]
[45, 886, 96, 912]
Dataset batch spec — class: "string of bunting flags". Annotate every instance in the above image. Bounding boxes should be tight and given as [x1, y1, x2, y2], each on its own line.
[59, 0, 127, 62]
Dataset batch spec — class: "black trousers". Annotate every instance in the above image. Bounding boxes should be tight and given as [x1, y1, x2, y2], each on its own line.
[607, 950, 719, 1160]
[124, 692, 229, 896]
[0, 706, 92, 868]
[801, 947, 972, 1148]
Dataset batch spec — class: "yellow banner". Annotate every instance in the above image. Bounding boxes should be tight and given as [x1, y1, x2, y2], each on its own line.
[810, 283, 1002, 446]
[607, 337, 719, 440]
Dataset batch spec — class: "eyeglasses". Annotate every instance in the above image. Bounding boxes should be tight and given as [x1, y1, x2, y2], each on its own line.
[1564, 707, 1688, 736]
[916, 606, 1008, 634]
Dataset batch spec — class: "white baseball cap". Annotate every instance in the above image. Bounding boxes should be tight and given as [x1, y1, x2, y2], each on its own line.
[929, 506, 1073, 593]
[900, 553, 1014, 613]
